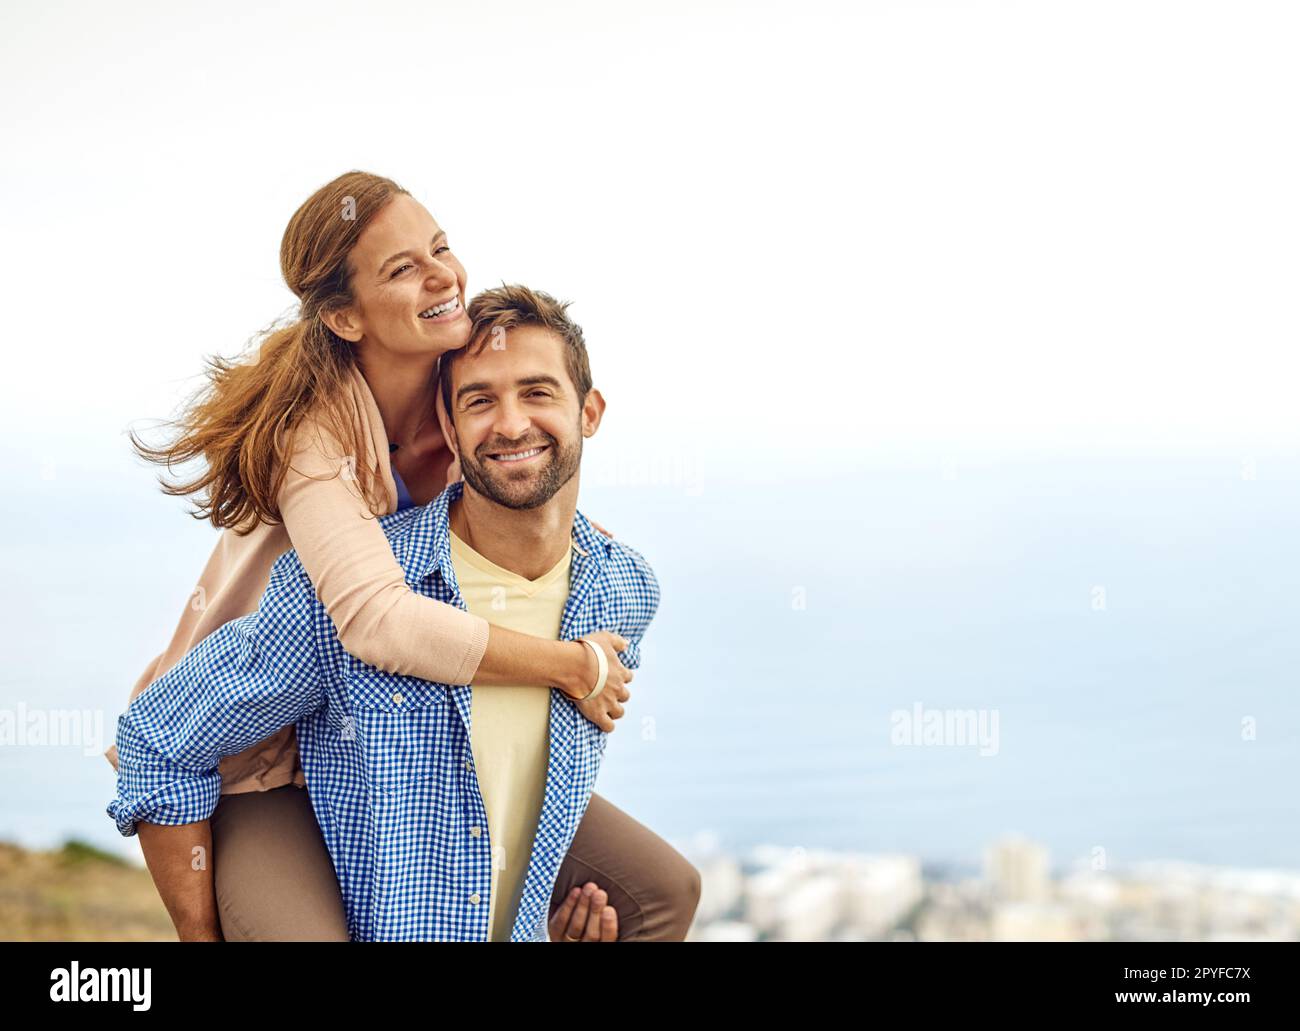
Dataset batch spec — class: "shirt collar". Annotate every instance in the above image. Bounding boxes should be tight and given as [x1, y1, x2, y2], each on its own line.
[412, 480, 609, 587]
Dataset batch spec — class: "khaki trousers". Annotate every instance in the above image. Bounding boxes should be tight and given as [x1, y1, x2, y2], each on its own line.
[210, 784, 700, 941]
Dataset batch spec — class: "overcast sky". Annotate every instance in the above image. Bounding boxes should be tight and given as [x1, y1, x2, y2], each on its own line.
[3, 0, 1297, 490]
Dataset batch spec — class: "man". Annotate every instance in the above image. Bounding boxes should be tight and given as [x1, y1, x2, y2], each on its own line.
[108, 284, 661, 941]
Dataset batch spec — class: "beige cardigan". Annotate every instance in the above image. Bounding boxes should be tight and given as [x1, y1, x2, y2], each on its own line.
[105, 361, 491, 794]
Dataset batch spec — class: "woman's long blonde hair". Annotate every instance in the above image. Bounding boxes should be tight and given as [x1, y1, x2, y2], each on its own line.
[130, 171, 408, 534]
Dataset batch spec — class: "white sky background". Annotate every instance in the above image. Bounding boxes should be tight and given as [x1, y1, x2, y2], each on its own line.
[1, 0, 1297, 489]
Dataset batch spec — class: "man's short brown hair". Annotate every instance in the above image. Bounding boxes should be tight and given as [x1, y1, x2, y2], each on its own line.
[439, 284, 593, 419]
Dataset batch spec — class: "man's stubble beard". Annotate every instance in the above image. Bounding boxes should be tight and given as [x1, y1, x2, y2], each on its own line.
[458, 428, 583, 511]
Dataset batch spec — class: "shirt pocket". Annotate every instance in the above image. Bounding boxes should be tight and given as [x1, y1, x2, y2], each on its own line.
[344, 664, 450, 797]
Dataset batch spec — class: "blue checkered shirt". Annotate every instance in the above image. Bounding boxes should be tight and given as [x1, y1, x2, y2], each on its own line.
[107, 480, 660, 941]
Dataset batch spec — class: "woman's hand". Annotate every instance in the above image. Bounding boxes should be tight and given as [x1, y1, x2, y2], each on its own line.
[549, 883, 618, 941]
[589, 519, 614, 539]
[561, 631, 633, 732]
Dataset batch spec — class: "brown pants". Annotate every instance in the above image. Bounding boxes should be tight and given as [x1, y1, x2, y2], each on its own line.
[210, 784, 700, 941]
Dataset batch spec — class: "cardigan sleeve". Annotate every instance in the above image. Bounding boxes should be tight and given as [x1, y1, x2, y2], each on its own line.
[276, 417, 490, 686]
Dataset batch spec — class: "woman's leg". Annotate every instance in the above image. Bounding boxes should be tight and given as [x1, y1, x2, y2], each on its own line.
[209, 783, 350, 941]
[549, 792, 702, 941]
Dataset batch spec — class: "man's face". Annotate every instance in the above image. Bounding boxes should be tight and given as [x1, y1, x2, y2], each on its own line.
[448, 324, 587, 510]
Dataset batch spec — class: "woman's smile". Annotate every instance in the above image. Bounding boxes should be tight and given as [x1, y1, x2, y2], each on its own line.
[417, 294, 466, 323]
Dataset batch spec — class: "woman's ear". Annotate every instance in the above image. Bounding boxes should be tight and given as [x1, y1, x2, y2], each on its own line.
[320, 304, 363, 343]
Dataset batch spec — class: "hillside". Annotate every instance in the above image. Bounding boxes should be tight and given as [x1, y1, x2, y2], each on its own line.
[0, 840, 173, 941]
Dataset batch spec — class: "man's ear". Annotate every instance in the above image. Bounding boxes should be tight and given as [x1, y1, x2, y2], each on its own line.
[434, 361, 458, 459]
[580, 388, 606, 438]
[434, 367, 463, 488]
[320, 304, 364, 343]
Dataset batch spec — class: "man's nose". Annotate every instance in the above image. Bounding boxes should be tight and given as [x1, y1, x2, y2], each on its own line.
[492, 400, 532, 442]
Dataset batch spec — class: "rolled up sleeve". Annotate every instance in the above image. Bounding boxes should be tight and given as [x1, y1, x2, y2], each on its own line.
[107, 716, 223, 835]
[107, 552, 328, 837]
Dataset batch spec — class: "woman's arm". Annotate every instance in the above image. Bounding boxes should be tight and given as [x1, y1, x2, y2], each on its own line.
[278, 420, 623, 700]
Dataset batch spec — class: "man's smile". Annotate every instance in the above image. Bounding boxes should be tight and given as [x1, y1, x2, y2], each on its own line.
[485, 444, 550, 464]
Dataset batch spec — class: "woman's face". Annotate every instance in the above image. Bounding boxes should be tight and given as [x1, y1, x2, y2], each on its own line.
[325, 193, 471, 362]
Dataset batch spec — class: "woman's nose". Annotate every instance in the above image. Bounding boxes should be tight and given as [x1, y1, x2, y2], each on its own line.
[425, 259, 457, 289]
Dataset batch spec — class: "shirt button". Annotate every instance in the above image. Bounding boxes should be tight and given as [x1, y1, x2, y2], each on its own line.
[392, 692, 404, 705]
[469, 892, 481, 905]
[470, 826, 482, 837]
[464, 759, 474, 772]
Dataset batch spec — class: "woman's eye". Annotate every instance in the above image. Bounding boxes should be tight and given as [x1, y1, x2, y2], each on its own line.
[390, 248, 447, 279]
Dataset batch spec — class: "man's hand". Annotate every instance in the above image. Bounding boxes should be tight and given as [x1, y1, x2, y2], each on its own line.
[550, 882, 619, 941]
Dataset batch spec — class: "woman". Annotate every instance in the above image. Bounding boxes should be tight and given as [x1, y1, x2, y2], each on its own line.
[108, 170, 700, 941]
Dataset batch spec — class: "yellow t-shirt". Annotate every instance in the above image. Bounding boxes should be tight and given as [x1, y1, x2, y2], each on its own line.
[449, 529, 573, 942]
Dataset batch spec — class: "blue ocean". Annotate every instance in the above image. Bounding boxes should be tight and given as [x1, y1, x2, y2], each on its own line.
[2, 451, 1296, 874]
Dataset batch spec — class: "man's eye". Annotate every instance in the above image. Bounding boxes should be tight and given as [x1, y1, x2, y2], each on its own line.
[527, 390, 551, 399]
[389, 263, 413, 279]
